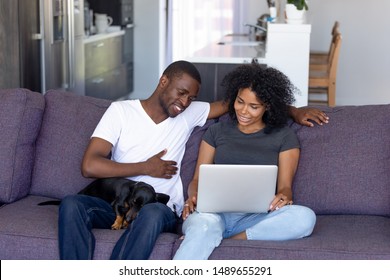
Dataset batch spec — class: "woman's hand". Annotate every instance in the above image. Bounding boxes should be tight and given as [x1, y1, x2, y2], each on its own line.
[269, 194, 293, 212]
[182, 196, 197, 220]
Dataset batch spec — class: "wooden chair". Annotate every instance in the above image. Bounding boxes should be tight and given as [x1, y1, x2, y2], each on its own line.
[310, 21, 340, 71]
[308, 33, 342, 107]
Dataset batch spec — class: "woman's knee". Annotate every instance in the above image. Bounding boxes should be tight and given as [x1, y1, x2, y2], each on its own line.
[182, 212, 224, 236]
[289, 205, 316, 236]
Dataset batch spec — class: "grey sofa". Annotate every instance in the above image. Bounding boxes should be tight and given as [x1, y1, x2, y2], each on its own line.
[1, 88, 389, 260]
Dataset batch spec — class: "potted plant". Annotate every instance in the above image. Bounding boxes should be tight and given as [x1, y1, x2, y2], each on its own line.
[285, 0, 308, 23]
[287, 0, 308, 11]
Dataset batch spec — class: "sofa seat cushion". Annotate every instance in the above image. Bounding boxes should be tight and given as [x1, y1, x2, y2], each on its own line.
[2, 196, 389, 259]
[171, 215, 390, 260]
[0, 195, 180, 259]
[290, 105, 390, 216]
[30, 90, 111, 199]
[0, 89, 45, 203]
[0, 195, 61, 259]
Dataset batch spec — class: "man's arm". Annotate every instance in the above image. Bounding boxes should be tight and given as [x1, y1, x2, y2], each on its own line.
[81, 137, 178, 179]
[208, 100, 229, 119]
[288, 106, 329, 127]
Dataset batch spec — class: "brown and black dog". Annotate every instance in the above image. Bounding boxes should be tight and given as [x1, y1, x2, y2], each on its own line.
[39, 177, 170, 230]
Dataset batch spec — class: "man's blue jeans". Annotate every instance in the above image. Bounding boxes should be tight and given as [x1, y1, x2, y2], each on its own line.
[58, 194, 178, 259]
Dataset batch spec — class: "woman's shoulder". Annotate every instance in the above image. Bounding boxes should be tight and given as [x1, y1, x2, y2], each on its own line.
[270, 125, 298, 139]
[211, 118, 235, 129]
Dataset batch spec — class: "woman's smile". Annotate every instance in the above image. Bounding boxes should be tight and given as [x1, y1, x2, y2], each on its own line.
[234, 88, 266, 133]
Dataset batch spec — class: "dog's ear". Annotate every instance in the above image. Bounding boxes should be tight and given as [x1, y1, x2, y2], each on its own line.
[156, 193, 170, 205]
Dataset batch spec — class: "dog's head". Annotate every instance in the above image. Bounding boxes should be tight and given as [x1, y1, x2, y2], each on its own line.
[124, 182, 170, 224]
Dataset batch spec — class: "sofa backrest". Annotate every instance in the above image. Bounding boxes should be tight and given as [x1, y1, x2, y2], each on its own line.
[290, 105, 390, 217]
[4, 88, 389, 217]
[0, 89, 45, 203]
[30, 90, 111, 199]
[28, 89, 214, 201]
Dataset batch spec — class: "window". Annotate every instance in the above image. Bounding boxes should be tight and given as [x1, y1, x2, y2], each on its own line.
[167, 0, 234, 62]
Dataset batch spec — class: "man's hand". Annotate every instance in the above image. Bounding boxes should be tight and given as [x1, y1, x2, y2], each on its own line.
[144, 149, 178, 179]
[290, 106, 329, 127]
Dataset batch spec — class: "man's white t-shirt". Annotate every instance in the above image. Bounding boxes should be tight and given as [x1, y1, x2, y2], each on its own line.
[92, 99, 210, 215]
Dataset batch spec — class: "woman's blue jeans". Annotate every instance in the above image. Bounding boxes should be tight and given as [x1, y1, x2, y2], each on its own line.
[173, 205, 316, 260]
[58, 194, 177, 259]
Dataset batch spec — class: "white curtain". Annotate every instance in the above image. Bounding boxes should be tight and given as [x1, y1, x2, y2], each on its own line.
[167, 0, 234, 62]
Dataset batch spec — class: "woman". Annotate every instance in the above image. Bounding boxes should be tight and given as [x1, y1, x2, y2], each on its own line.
[173, 63, 316, 260]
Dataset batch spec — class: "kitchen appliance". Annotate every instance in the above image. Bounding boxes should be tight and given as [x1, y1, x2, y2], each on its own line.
[20, 0, 85, 94]
[84, 0, 92, 36]
[89, 0, 134, 93]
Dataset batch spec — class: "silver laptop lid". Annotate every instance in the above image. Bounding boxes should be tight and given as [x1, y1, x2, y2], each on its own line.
[196, 164, 278, 213]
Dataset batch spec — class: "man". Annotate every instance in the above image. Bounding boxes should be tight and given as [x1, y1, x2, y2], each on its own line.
[58, 60, 328, 260]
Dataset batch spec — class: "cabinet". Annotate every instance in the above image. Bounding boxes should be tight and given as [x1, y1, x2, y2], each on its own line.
[85, 64, 127, 100]
[84, 35, 128, 100]
[193, 63, 241, 102]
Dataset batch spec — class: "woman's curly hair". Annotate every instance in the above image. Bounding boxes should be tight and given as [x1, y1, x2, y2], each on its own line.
[221, 63, 297, 133]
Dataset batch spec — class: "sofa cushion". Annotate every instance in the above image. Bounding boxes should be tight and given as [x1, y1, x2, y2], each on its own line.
[30, 90, 111, 199]
[290, 105, 390, 216]
[0, 89, 45, 203]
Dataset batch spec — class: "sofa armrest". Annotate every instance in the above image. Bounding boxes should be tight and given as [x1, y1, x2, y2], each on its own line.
[0, 88, 45, 203]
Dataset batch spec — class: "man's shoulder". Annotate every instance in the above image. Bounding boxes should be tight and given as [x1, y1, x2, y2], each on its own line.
[111, 99, 140, 108]
[181, 101, 210, 119]
[108, 99, 141, 114]
[187, 101, 209, 111]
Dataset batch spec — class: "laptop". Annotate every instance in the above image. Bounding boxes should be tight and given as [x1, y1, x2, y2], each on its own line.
[196, 164, 278, 213]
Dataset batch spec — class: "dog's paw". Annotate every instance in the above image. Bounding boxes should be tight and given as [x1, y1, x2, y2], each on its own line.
[111, 222, 122, 230]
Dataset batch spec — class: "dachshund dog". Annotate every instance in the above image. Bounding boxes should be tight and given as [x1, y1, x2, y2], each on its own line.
[80, 177, 170, 229]
[39, 177, 170, 230]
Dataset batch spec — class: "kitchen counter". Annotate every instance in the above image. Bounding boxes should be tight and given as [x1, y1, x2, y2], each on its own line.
[189, 35, 266, 64]
[83, 30, 125, 44]
[187, 22, 311, 107]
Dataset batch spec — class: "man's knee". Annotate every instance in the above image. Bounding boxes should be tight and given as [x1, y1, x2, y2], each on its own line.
[59, 195, 83, 216]
[133, 203, 175, 230]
